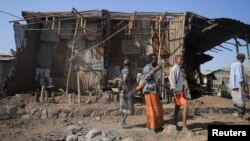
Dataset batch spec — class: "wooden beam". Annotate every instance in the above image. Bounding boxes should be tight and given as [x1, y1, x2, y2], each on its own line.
[234, 38, 239, 54]
[224, 41, 247, 47]
[218, 45, 233, 51]
[213, 47, 223, 51]
[202, 23, 218, 32]
[224, 41, 236, 46]
[52, 17, 55, 30]
[128, 12, 136, 36]
[209, 49, 219, 53]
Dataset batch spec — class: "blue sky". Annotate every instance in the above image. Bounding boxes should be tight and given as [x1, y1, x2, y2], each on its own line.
[0, 0, 249, 71]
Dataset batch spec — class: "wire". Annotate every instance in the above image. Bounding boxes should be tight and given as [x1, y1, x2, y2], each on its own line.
[0, 10, 23, 20]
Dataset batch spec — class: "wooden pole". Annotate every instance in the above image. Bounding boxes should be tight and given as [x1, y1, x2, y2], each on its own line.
[65, 20, 79, 94]
[58, 21, 61, 35]
[156, 14, 166, 100]
[44, 90, 48, 102]
[34, 88, 39, 102]
[51, 91, 55, 103]
[246, 35, 250, 94]
[234, 38, 239, 54]
[246, 35, 249, 57]
[40, 85, 45, 103]
[77, 71, 81, 104]
[52, 17, 55, 30]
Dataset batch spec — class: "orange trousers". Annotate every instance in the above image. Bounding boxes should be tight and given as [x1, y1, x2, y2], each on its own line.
[145, 93, 163, 130]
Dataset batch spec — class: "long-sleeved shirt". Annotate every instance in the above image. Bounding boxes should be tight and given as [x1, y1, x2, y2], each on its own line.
[141, 64, 158, 94]
[229, 61, 245, 90]
[169, 64, 184, 92]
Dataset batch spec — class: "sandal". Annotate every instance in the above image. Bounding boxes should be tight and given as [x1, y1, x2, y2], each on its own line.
[147, 128, 156, 133]
[120, 122, 132, 128]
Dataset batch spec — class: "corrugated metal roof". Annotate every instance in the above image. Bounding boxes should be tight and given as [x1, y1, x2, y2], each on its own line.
[0, 51, 11, 56]
[0, 55, 14, 61]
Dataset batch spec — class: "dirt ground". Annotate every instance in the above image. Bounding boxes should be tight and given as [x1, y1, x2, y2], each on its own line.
[0, 94, 249, 141]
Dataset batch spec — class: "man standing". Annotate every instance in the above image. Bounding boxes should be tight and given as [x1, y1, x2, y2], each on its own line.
[119, 59, 134, 127]
[229, 53, 248, 120]
[136, 53, 163, 133]
[219, 80, 227, 98]
[169, 55, 189, 131]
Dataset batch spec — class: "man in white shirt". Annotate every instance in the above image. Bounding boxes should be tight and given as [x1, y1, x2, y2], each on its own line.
[169, 55, 189, 131]
[229, 53, 248, 120]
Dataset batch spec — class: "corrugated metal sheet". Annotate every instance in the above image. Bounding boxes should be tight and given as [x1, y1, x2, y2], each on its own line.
[78, 70, 102, 90]
[37, 42, 56, 68]
[40, 24, 60, 42]
[0, 61, 14, 92]
[13, 23, 27, 49]
[168, 15, 186, 65]
[140, 21, 153, 55]
[78, 48, 104, 70]
[74, 38, 104, 71]
[60, 20, 74, 39]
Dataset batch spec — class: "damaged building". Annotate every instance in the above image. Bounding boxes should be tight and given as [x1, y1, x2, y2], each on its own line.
[4, 9, 250, 99]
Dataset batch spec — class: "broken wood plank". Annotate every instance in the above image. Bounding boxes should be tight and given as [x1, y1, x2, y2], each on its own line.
[202, 23, 218, 32]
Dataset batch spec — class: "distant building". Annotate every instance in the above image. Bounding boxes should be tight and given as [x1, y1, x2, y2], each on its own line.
[202, 68, 231, 94]
[0, 52, 15, 94]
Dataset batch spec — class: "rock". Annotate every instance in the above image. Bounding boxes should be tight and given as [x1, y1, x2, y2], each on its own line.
[69, 112, 74, 118]
[0, 107, 9, 120]
[86, 99, 92, 104]
[66, 125, 82, 134]
[66, 134, 78, 141]
[21, 114, 29, 119]
[29, 108, 41, 119]
[82, 108, 93, 117]
[123, 137, 135, 141]
[85, 128, 102, 139]
[48, 108, 58, 119]
[78, 120, 85, 125]
[102, 138, 110, 141]
[162, 125, 178, 138]
[41, 108, 48, 119]
[116, 136, 123, 141]
[195, 131, 202, 135]
[5, 105, 26, 119]
[58, 111, 68, 118]
[77, 136, 85, 141]
[95, 117, 101, 121]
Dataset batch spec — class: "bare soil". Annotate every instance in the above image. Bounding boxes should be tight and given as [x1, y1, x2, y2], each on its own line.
[0, 94, 249, 141]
